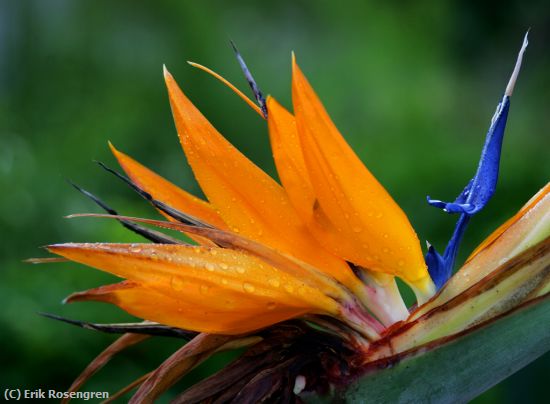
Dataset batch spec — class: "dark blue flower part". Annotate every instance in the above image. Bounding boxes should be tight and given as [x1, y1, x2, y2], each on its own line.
[426, 32, 529, 290]
[230, 41, 268, 118]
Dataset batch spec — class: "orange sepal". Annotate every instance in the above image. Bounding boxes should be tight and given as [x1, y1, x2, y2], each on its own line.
[109, 142, 227, 231]
[267, 96, 315, 221]
[291, 58, 432, 291]
[66, 281, 308, 335]
[48, 243, 340, 334]
[163, 67, 361, 291]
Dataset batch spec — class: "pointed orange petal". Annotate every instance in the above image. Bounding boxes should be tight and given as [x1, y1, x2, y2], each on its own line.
[48, 243, 340, 333]
[109, 142, 227, 230]
[163, 67, 361, 290]
[466, 182, 550, 262]
[67, 213, 350, 300]
[291, 59, 432, 291]
[68, 281, 310, 335]
[267, 96, 315, 220]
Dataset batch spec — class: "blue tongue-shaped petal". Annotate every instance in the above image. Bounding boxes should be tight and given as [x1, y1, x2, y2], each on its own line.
[426, 32, 529, 290]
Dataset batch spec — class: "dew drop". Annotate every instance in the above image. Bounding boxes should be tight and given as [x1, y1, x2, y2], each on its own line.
[205, 263, 215, 272]
[219, 263, 229, 270]
[236, 266, 246, 274]
[210, 249, 218, 256]
[284, 284, 294, 293]
[243, 282, 255, 293]
[200, 285, 209, 295]
[266, 302, 277, 310]
[382, 247, 389, 254]
[171, 276, 185, 292]
[268, 278, 280, 288]
[375, 212, 383, 218]
[352, 226, 363, 233]
[398, 259, 405, 267]
[221, 278, 228, 285]
[129, 244, 142, 253]
[383, 233, 389, 239]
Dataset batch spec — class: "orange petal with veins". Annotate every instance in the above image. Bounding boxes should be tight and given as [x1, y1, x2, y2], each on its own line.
[291, 59, 432, 293]
[163, 67, 361, 291]
[267, 97, 315, 221]
[67, 281, 309, 335]
[109, 142, 227, 231]
[48, 243, 340, 334]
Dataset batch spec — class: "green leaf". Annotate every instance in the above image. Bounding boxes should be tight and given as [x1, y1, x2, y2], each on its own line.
[304, 293, 550, 403]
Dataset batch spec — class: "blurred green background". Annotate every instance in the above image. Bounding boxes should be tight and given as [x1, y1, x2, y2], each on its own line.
[1, 0, 548, 402]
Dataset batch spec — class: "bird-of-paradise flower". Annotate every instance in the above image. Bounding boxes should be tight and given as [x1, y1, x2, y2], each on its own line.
[34, 33, 549, 403]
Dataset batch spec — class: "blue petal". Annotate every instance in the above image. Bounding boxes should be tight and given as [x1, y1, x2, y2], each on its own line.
[426, 32, 529, 289]
[425, 244, 447, 290]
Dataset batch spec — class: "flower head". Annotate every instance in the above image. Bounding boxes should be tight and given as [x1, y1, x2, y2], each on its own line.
[35, 34, 549, 402]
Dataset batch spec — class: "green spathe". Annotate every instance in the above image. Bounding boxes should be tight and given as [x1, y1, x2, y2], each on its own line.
[305, 293, 550, 403]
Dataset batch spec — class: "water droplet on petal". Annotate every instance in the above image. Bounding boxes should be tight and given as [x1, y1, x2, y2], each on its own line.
[219, 263, 228, 270]
[236, 266, 245, 274]
[266, 302, 277, 310]
[205, 263, 215, 272]
[398, 259, 405, 267]
[268, 278, 280, 288]
[129, 244, 142, 253]
[200, 285, 209, 294]
[352, 226, 362, 233]
[243, 282, 255, 293]
[284, 284, 294, 293]
[171, 276, 185, 292]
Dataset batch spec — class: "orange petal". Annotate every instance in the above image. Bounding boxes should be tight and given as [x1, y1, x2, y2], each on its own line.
[109, 142, 227, 231]
[291, 59, 432, 292]
[267, 96, 315, 220]
[67, 213, 350, 300]
[163, 67, 361, 291]
[48, 243, 340, 334]
[68, 281, 310, 335]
